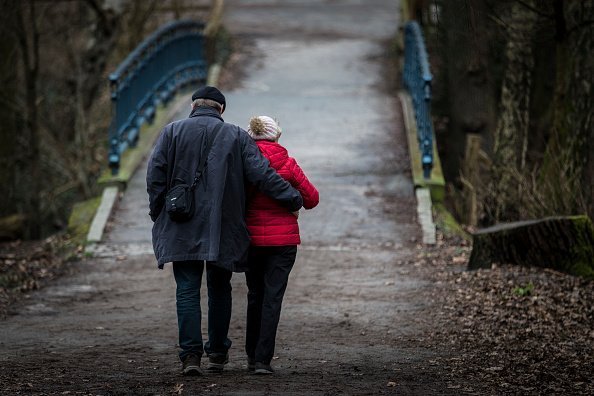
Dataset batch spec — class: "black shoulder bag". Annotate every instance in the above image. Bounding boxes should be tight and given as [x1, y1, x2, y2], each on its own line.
[165, 123, 223, 222]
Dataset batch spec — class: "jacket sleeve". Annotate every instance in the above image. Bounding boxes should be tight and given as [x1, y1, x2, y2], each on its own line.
[240, 130, 303, 212]
[287, 158, 319, 209]
[146, 126, 170, 221]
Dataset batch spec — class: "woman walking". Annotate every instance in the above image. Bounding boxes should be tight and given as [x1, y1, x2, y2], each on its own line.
[244, 116, 319, 374]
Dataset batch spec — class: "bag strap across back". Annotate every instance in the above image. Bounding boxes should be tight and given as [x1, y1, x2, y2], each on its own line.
[190, 122, 224, 190]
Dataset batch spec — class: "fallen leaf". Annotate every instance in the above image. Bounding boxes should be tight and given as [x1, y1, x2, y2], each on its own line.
[173, 383, 184, 395]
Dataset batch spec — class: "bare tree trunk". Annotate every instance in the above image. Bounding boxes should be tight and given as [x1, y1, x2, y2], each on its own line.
[488, 0, 538, 221]
[64, 0, 122, 198]
[540, 0, 593, 218]
[74, 62, 93, 199]
[436, 0, 498, 184]
[123, 0, 159, 53]
[0, 0, 19, 219]
[15, 0, 41, 239]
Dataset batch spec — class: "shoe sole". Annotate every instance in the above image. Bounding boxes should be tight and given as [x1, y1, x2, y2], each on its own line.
[206, 362, 228, 372]
[254, 368, 274, 375]
[182, 365, 203, 376]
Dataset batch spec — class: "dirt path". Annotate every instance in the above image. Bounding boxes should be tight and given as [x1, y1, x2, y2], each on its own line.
[0, 1, 463, 394]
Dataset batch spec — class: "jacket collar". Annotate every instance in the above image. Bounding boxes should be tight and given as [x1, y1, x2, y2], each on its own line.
[189, 106, 224, 121]
[256, 140, 289, 161]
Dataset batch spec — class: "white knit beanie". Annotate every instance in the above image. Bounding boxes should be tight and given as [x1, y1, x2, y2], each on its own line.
[247, 116, 282, 141]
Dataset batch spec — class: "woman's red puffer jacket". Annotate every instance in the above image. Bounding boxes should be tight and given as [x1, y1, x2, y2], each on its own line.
[246, 140, 319, 246]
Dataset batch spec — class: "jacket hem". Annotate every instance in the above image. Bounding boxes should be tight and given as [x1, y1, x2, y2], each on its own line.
[157, 253, 218, 269]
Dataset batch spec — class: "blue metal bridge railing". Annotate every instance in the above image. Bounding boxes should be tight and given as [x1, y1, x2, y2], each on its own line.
[108, 20, 208, 175]
[403, 20, 434, 179]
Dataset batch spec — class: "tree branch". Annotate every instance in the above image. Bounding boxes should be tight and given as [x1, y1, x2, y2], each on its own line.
[567, 20, 594, 36]
[29, 0, 39, 77]
[14, 2, 30, 72]
[84, 0, 112, 36]
[514, 0, 554, 19]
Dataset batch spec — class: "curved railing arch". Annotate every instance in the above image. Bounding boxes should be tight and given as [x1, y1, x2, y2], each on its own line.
[108, 20, 208, 174]
[403, 20, 434, 179]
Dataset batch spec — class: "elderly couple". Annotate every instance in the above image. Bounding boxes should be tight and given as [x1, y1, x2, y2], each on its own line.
[146, 86, 319, 375]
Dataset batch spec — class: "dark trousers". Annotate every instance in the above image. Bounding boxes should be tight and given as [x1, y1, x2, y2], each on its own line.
[245, 245, 297, 364]
[173, 260, 232, 362]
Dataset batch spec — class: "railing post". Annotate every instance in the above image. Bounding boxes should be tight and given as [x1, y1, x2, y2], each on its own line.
[403, 20, 434, 180]
[108, 76, 120, 175]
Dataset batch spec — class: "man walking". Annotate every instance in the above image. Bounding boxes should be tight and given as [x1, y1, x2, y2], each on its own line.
[146, 86, 303, 375]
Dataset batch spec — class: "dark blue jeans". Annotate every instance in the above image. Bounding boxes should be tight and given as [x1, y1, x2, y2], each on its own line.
[173, 260, 232, 362]
[245, 246, 297, 364]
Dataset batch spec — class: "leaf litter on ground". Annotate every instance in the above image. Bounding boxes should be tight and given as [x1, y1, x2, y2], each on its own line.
[410, 232, 594, 394]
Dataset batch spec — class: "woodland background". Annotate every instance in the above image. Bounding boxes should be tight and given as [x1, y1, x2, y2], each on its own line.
[0, 0, 592, 237]
[0, 0, 214, 240]
[419, 0, 593, 227]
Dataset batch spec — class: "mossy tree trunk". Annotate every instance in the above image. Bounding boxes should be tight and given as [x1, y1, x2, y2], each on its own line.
[469, 215, 594, 279]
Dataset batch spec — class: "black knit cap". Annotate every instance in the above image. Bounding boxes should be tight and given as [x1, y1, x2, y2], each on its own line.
[191, 86, 226, 110]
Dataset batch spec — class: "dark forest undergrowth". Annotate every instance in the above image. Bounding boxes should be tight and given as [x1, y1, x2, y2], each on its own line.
[411, 233, 594, 394]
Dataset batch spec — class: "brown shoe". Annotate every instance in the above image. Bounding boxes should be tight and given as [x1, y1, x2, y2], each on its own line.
[182, 354, 202, 376]
[254, 362, 274, 375]
[206, 353, 229, 372]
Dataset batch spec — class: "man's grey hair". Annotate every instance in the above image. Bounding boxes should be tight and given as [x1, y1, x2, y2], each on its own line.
[192, 98, 223, 112]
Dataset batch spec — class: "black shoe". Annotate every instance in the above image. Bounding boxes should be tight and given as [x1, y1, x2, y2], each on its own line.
[206, 353, 229, 372]
[254, 362, 274, 375]
[247, 356, 256, 371]
[182, 354, 202, 376]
